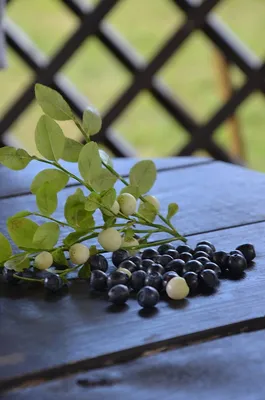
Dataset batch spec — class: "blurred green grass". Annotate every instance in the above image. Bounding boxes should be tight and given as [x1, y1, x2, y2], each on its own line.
[1, 0, 265, 170]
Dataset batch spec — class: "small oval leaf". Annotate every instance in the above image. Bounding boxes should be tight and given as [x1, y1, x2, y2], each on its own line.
[120, 185, 140, 199]
[99, 149, 113, 168]
[62, 138, 83, 163]
[52, 248, 68, 267]
[138, 201, 157, 223]
[90, 168, 117, 192]
[35, 84, 72, 121]
[7, 218, 38, 249]
[78, 142, 102, 183]
[83, 107, 102, 136]
[31, 169, 69, 194]
[0, 147, 32, 170]
[0, 233, 12, 263]
[33, 222, 60, 250]
[35, 115, 66, 161]
[167, 203, 179, 220]
[4, 253, 30, 272]
[36, 183, 58, 216]
[64, 189, 94, 230]
[129, 160, 156, 195]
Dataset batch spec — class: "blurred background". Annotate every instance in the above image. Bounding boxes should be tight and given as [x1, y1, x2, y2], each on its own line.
[1, 0, 265, 170]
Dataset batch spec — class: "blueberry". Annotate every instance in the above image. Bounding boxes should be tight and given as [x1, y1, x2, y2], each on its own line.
[147, 263, 165, 275]
[199, 269, 219, 290]
[44, 274, 63, 293]
[204, 261, 221, 277]
[157, 243, 175, 255]
[2, 268, 20, 284]
[212, 251, 229, 271]
[177, 245, 194, 254]
[107, 271, 129, 289]
[196, 240, 216, 252]
[227, 254, 247, 278]
[184, 271, 199, 293]
[159, 254, 173, 267]
[112, 249, 129, 267]
[236, 243, 256, 263]
[140, 259, 154, 271]
[195, 245, 213, 258]
[128, 255, 142, 268]
[108, 284, 129, 305]
[165, 249, 179, 259]
[193, 251, 210, 260]
[165, 259, 185, 275]
[131, 270, 147, 292]
[145, 272, 163, 291]
[196, 256, 209, 266]
[88, 254, 108, 272]
[179, 252, 193, 263]
[137, 286, 160, 308]
[152, 254, 162, 263]
[183, 260, 203, 275]
[230, 250, 245, 258]
[118, 259, 137, 273]
[90, 270, 108, 291]
[163, 271, 178, 288]
[142, 248, 159, 260]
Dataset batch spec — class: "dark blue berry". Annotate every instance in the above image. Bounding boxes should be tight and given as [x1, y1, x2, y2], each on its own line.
[199, 269, 219, 290]
[90, 270, 107, 291]
[204, 262, 221, 277]
[236, 243, 256, 263]
[88, 254, 108, 272]
[177, 245, 194, 254]
[163, 271, 178, 288]
[44, 274, 63, 293]
[112, 249, 129, 267]
[196, 256, 209, 266]
[2, 268, 19, 284]
[196, 240, 216, 252]
[195, 245, 213, 258]
[128, 256, 142, 268]
[179, 252, 193, 263]
[145, 272, 163, 291]
[118, 259, 137, 273]
[157, 243, 175, 255]
[142, 248, 159, 260]
[131, 270, 147, 292]
[165, 259, 185, 275]
[230, 250, 244, 258]
[147, 263, 165, 275]
[140, 259, 154, 271]
[107, 271, 129, 289]
[108, 284, 129, 305]
[165, 249, 179, 259]
[193, 251, 210, 260]
[184, 271, 199, 293]
[183, 260, 203, 275]
[227, 254, 247, 278]
[212, 251, 229, 271]
[159, 254, 173, 267]
[137, 286, 160, 308]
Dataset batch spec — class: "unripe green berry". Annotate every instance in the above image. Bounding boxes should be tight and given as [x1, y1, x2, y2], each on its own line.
[98, 228, 122, 252]
[166, 277, 189, 300]
[122, 237, 139, 248]
[144, 195, 160, 212]
[69, 243, 90, 265]
[35, 251, 53, 270]
[104, 200, 120, 216]
[117, 193, 137, 216]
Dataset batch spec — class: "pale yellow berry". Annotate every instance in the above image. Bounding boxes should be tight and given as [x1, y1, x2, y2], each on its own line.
[118, 193, 137, 216]
[104, 200, 120, 216]
[122, 237, 139, 249]
[98, 228, 122, 251]
[144, 195, 160, 212]
[35, 251, 53, 270]
[69, 243, 90, 265]
[166, 277, 189, 300]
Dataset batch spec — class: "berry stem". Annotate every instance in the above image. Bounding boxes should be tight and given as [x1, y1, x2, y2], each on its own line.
[13, 274, 44, 283]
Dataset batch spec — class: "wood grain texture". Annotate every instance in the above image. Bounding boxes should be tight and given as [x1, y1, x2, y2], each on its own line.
[5, 329, 265, 400]
[0, 156, 211, 199]
[1, 221, 265, 385]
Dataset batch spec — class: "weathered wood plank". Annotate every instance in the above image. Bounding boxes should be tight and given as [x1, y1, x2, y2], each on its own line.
[1, 220, 265, 385]
[0, 157, 211, 198]
[5, 329, 265, 400]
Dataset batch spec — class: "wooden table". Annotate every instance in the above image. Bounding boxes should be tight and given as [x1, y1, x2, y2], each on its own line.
[1, 156, 265, 399]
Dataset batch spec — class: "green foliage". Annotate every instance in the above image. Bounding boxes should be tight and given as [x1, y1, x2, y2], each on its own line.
[36, 183, 58, 216]
[0, 233, 12, 263]
[64, 188, 94, 230]
[0, 147, 32, 170]
[30, 169, 69, 194]
[35, 115, 65, 161]
[78, 262, 91, 279]
[85, 192, 100, 212]
[33, 222, 60, 249]
[138, 201, 157, 223]
[100, 188, 116, 209]
[83, 107, 102, 136]
[124, 228, 135, 240]
[63, 230, 88, 247]
[4, 253, 30, 272]
[52, 248, 68, 267]
[90, 168, 117, 192]
[35, 84, 72, 121]
[167, 203, 179, 220]
[78, 142, 102, 183]
[10, 211, 32, 219]
[7, 217, 39, 249]
[120, 185, 140, 199]
[99, 149, 113, 168]
[62, 138, 83, 163]
[129, 160, 156, 195]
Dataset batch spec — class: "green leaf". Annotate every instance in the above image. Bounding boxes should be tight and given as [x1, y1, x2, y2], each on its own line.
[129, 160, 156, 195]
[7, 217, 38, 248]
[103, 214, 116, 228]
[90, 168, 117, 192]
[4, 253, 29, 272]
[63, 230, 87, 247]
[9, 210, 32, 219]
[52, 248, 68, 267]
[0, 147, 32, 170]
[100, 188, 116, 208]
[167, 203, 179, 220]
[85, 192, 100, 212]
[89, 245, 98, 256]
[35, 84, 72, 121]
[138, 201, 157, 223]
[99, 149, 113, 168]
[78, 262, 91, 280]
[83, 107, 102, 136]
[30, 169, 69, 194]
[36, 183, 58, 216]
[124, 228, 135, 241]
[120, 185, 140, 199]
[33, 222, 60, 250]
[35, 115, 66, 161]
[0, 233, 12, 263]
[64, 189, 94, 230]
[78, 142, 102, 183]
[62, 138, 83, 163]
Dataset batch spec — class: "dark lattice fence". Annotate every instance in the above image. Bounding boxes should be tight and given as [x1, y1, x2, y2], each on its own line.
[2, 0, 265, 162]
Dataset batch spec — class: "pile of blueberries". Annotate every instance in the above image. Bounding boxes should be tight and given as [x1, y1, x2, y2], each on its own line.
[88, 240, 256, 308]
